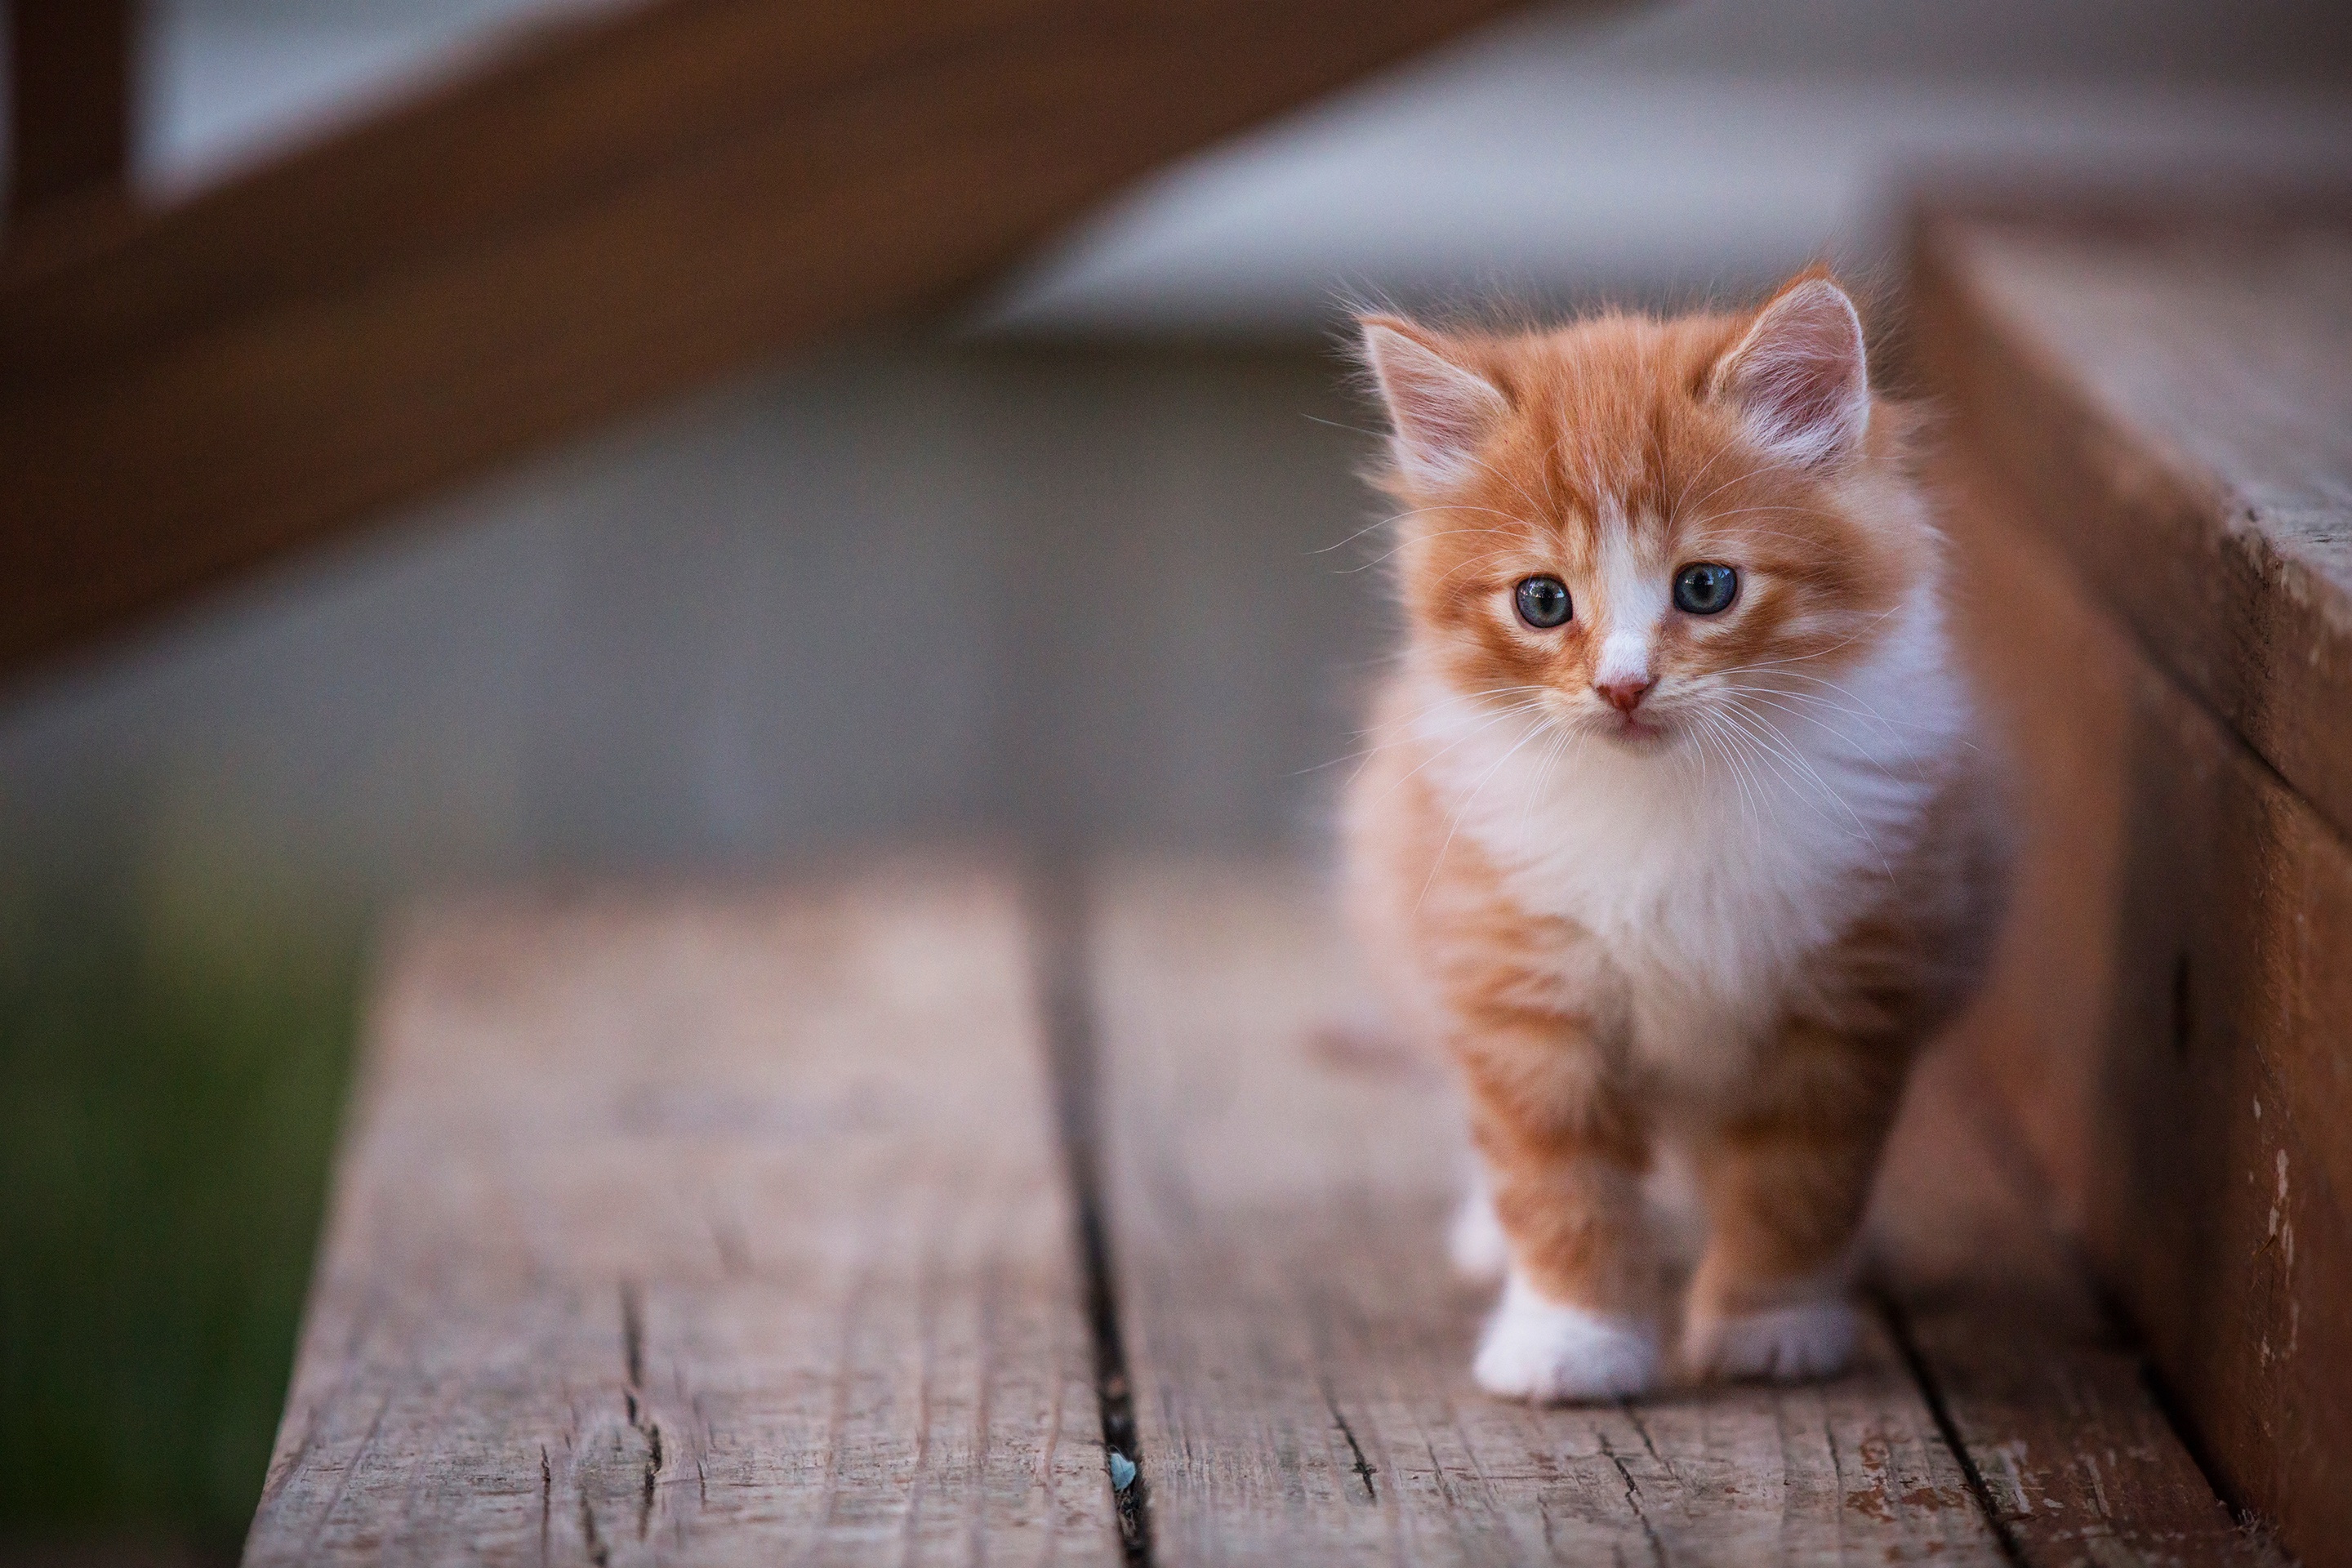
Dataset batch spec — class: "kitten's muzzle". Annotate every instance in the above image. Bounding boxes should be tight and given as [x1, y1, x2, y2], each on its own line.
[1595, 677, 1654, 714]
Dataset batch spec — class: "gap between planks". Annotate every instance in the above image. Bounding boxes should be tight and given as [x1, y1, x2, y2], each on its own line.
[1028, 865, 1154, 1565]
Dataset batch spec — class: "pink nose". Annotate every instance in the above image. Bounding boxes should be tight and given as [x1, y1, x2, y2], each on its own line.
[1596, 678, 1652, 713]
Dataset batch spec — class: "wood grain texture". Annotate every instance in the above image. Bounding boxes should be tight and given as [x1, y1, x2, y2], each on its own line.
[0, 0, 1539, 678]
[1936, 443, 2352, 1568]
[243, 866, 1117, 1564]
[1873, 1044, 2283, 1567]
[1913, 213, 2352, 842]
[1084, 862, 2012, 1566]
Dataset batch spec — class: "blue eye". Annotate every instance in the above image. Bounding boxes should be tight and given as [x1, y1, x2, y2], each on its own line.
[1515, 575, 1572, 628]
[1673, 563, 1738, 615]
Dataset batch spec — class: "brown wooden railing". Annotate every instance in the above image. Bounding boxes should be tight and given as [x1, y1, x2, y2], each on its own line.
[5, 1, 131, 223]
[0, 0, 1535, 681]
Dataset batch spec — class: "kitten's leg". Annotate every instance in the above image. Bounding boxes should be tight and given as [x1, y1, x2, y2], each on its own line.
[1683, 1024, 1905, 1383]
[1459, 1049, 1663, 1401]
[1447, 1164, 1509, 1284]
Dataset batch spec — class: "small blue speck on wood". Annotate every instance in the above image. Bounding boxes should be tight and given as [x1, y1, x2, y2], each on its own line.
[1109, 1452, 1138, 1492]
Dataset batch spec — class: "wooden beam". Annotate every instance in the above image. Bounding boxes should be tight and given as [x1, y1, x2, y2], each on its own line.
[5, 0, 131, 222]
[0, 0, 1538, 679]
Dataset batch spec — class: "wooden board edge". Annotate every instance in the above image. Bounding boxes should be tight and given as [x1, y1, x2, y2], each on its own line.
[1905, 206, 2352, 849]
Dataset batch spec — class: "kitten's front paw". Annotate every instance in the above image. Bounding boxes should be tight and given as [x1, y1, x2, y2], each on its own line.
[1447, 1182, 1509, 1284]
[1473, 1278, 1659, 1402]
[1687, 1298, 1856, 1383]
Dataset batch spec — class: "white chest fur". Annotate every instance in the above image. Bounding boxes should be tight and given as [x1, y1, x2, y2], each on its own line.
[1409, 595, 1967, 1089]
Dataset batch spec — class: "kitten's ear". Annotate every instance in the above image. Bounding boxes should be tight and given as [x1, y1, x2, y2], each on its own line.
[1359, 316, 1507, 488]
[1709, 275, 1870, 470]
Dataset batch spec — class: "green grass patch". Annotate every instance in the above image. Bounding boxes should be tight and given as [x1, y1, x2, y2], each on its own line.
[0, 875, 361, 1550]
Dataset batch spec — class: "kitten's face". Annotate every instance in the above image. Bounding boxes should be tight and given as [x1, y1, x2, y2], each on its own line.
[1363, 277, 1925, 754]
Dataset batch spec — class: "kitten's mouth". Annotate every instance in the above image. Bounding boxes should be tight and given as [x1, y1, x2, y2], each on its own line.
[1602, 710, 1671, 746]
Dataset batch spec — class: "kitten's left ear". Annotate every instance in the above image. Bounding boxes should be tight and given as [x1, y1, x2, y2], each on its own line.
[1709, 274, 1870, 470]
[1359, 315, 1508, 488]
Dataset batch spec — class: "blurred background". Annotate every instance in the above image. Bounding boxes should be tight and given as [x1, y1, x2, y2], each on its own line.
[2, 0, 2348, 1558]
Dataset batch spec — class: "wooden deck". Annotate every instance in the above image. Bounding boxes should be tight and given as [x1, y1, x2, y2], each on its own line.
[245, 862, 2270, 1565]
[238, 202, 2350, 1566]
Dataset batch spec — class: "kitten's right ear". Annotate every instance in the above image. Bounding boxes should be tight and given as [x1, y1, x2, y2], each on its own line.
[1359, 316, 1507, 488]
[1708, 275, 1870, 470]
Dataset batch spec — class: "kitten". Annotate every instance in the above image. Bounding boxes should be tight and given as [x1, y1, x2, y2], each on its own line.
[1343, 273, 2007, 1401]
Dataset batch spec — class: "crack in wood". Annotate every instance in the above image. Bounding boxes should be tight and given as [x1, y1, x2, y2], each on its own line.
[243, 875, 1127, 1561]
[1322, 1384, 1379, 1504]
[1876, 1290, 2030, 1567]
[617, 1278, 662, 1539]
[1622, 1403, 1680, 1493]
[577, 1488, 611, 1568]
[636, 1423, 662, 1541]
[1597, 1431, 1667, 1566]
[1028, 862, 1155, 1566]
[620, 1280, 646, 1392]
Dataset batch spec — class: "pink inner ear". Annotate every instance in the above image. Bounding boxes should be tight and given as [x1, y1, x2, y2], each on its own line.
[1361, 321, 1506, 486]
[1715, 279, 1869, 468]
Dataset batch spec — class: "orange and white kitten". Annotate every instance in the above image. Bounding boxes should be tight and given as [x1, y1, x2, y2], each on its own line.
[1343, 274, 2007, 1401]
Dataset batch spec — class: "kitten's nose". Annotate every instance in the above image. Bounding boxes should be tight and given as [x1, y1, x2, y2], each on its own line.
[1596, 677, 1653, 713]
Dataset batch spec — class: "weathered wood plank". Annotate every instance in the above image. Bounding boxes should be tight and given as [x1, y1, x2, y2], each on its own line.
[1873, 1042, 2283, 1567]
[0, 0, 1546, 679]
[1928, 439, 2352, 1568]
[1913, 213, 2352, 843]
[1083, 864, 2011, 1565]
[245, 867, 1118, 1564]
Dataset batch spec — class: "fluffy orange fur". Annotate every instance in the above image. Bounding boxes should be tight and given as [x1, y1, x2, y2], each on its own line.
[1343, 273, 2008, 1399]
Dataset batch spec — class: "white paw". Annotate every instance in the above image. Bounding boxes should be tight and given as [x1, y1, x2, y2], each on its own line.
[1447, 1178, 1509, 1284]
[1688, 1298, 1856, 1383]
[1473, 1276, 1660, 1402]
